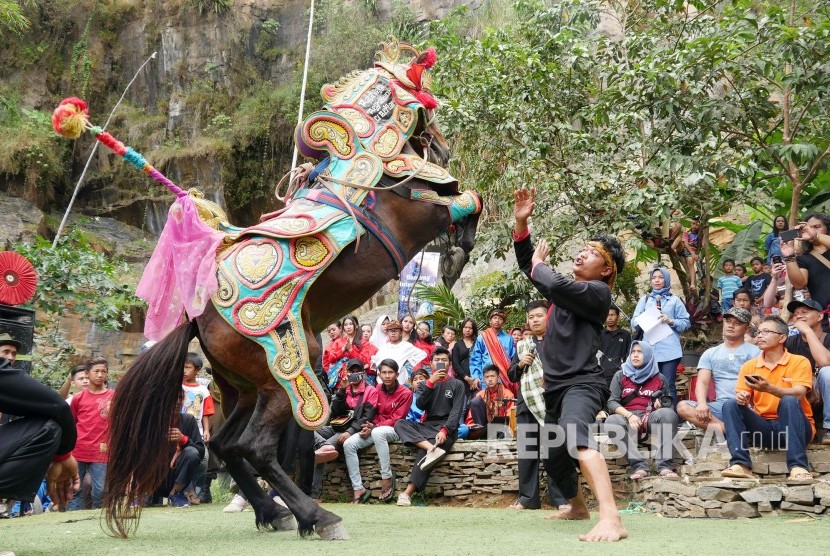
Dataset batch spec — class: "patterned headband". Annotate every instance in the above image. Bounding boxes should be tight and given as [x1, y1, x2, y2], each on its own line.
[586, 241, 617, 290]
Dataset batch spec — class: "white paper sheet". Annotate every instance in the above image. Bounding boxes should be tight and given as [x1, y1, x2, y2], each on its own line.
[638, 305, 674, 345]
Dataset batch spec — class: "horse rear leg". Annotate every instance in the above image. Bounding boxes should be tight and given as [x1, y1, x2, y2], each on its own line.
[209, 388, 294, 530]
[238, 386, 348, 540]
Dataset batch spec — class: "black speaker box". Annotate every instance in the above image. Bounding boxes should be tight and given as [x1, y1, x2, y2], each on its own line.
[0, 304, 35, 373]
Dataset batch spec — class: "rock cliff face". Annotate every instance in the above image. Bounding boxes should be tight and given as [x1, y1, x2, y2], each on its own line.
[2, 0, 481, 229]
[0, 0, 482, 364]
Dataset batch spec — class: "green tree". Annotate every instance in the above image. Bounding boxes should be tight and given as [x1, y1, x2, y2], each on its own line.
[427, 0, 830, 304]
[13, 230, 143, 387]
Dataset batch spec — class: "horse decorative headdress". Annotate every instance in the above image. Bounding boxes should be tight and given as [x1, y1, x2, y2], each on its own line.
[295, 38, 456, 194]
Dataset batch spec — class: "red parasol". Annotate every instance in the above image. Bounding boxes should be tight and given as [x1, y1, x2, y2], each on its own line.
[0, 251, 38, 306]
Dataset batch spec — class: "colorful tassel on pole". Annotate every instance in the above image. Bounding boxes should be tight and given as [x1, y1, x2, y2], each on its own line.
[52, 97, 186, 198]
[52, 97, 90, 139]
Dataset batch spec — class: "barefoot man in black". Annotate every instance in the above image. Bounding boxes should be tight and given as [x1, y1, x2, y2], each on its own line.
[513, 187, 628, 542]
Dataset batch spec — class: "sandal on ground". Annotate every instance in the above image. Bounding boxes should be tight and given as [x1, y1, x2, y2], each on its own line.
[720, 464, 757, 479]
[788, 467, 813, 481]
[508, 501, 527, 510]
[658, 468, 679, 478]
[629, 469, 650, 480]
[378, 471, 397, 503]
[351, 489, 371, 504]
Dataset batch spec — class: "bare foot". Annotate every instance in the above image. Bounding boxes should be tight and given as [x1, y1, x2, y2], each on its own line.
[578, 516, 628, 542]
[544, 506, 590, 520]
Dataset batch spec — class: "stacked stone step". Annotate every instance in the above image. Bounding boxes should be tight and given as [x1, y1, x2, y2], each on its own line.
[632, 476, 830, 518]
[630, 444, 830, 518]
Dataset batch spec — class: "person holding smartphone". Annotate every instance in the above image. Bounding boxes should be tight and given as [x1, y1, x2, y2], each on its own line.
[782, 213, 830, 316]
[312, 359, 378, 498]
[720, 316, 814, 481]
[394, 347, 465, 506]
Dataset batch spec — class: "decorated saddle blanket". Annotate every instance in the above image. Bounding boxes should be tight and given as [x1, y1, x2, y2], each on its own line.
[211, 198, 365, 429]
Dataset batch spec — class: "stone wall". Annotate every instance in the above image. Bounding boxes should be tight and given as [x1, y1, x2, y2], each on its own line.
[632, 444, 830, 518]
[319, 434, 830, 518]
[319, 439, 646, 503]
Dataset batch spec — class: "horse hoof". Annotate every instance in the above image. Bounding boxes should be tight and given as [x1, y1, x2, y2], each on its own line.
[272, 515, 297, 532]
[316, 522, 349, 541]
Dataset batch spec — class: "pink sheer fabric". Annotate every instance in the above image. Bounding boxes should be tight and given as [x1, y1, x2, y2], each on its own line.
[137, 197, 225, 341]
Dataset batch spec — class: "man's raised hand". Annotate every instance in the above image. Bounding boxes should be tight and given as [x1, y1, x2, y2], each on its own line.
[513, 187, 536, 228]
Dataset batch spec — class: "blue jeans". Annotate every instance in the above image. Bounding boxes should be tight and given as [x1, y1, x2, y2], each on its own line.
[67, 461, 107, 510]
[817, 366, 830, 429]
[722, 397, 811, 471]
[658, 358, 681, 408]
[721, 298, 734, 313]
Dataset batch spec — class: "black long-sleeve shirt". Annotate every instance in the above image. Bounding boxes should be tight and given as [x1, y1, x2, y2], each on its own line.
[416, 377, 465, 434]
[599, 328, 632, 385]
[0, 357, 76, 459]
[515, 233, 610, 394]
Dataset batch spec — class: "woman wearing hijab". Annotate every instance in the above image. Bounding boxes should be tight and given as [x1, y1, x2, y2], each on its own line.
[605, 342, 680, 480]
[631, 267, 690, 405]
[369, 315, 390, 351]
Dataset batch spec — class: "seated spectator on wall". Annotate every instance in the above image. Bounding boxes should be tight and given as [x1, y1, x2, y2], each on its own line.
[605, 342, 679, 480]
[720, 317, 814, 480]
[311, 360, 378, 496]
[342, 359, 413, 503]
[394, 348, 465, 506]
[677, 308, 760, 433]
[465, 365, 514, 439]
[783, 299, 830, 444]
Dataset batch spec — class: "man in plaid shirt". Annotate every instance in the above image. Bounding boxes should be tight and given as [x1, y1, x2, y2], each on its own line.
[508, 300, 568, 511]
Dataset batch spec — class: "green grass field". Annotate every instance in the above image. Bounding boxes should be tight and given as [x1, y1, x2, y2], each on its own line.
[0, 504, 827, 555]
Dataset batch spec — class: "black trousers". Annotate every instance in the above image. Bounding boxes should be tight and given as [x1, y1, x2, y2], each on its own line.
[394, 420, 456, 492]
[541, 384, 606, 501]
[516, 407, 568, 508]
[279, 419, 315, 496]
[0, 417, 62, 502]
[156, 446, 202, 496]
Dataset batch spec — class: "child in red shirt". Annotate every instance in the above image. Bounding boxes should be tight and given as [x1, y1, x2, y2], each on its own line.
[68, 357, 115, 510]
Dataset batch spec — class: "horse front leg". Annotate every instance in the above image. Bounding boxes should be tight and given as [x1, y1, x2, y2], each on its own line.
[237, 386, 348, 540]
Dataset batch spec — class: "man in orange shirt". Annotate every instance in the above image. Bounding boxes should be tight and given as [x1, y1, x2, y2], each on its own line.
[721, 316, 814, 481]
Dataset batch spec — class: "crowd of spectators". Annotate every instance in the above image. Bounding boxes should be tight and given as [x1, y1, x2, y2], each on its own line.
[1, 212, 829, 522]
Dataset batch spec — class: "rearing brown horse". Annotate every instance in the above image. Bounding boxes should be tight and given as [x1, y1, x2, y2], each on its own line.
[100, 42, 482, 540]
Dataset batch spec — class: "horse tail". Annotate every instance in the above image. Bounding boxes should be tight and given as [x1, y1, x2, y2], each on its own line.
[103, 320, 198, 538]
